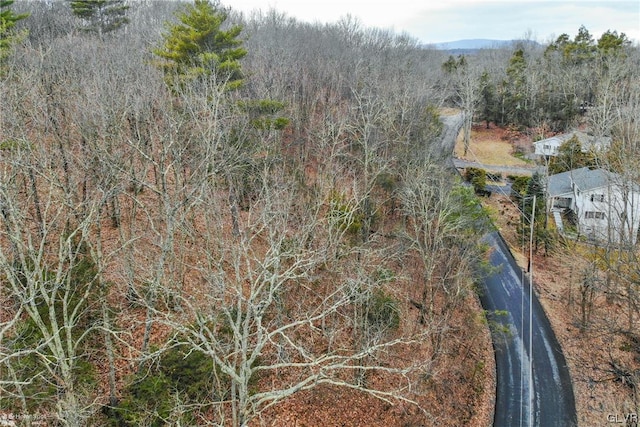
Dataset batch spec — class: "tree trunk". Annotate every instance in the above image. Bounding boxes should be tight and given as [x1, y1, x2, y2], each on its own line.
[28, 168, 44, 237]
[226, 172, 240, 237]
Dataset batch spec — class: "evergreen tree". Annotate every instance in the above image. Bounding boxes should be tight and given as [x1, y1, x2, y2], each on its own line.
[442, 55, 460, 74]
[478, 71, 497, 128]
[548, 135, 597, 174]
[68, 0, 129, 36]
[0, 0, 29, 61]
[544, 25, 626, 64]
[153, 0, 247, 92]
[500, 49, 528, 127]
[520, 172, 550, 254]
[570, 25, 596, 62]
[597, 30, 631, 55]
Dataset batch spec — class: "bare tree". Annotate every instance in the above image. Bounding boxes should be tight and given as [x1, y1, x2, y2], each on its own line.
[140, 162, 434, 426]
[443, 56, 485, 155]
[400, 163, 489, 353]
[0, 141, 104, 426]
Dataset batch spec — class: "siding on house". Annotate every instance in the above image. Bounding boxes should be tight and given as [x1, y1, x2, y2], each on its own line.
[546, 167, 640, 244]
[534, 131, 611, 157]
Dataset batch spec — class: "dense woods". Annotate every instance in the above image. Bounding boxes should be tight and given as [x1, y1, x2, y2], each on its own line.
[1, 1, 639, 426]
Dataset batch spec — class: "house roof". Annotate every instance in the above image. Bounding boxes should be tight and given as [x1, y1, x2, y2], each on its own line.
[534, 131, 611, 152]
[547, 167, 630, 197]
[572, 168, 618, 192]
[534, 135, 568, 148]
[547, 167, 589, 197]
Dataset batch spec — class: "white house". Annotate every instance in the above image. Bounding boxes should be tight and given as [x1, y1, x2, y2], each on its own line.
[534, 134, 567, 157]
[546, 167, 640, 244]
[534, 131, 611, 157]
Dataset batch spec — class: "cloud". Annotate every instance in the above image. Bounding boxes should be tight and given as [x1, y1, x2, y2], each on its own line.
[226, 0, 640, 44]
[405, 1, 640, 44]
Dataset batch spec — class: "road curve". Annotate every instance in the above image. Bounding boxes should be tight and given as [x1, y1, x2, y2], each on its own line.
[478, 232, 577, 427]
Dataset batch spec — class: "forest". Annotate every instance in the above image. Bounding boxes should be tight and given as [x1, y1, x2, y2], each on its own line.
[0, 1, 639, 426]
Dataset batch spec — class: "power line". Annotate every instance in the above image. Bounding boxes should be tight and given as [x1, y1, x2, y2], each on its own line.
[457, 131, 537, 426]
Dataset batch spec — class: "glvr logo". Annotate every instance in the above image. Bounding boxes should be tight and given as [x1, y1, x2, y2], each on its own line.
[607, 413, 638, 424]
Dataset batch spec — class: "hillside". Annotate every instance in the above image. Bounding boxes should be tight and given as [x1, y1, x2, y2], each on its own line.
[0, 2, 495, 426]
[2, 2, 639, 426]
[435, 39, 541, 54]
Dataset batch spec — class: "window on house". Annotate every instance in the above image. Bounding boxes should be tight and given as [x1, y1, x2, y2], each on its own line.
[590, 194, 605, 202]
[585, 211, 605, 219]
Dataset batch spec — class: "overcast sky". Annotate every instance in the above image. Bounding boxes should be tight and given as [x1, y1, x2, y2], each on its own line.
[222, 0, 640, 45]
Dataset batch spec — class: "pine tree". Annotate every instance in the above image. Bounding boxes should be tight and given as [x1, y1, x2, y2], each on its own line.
[597, 30, 631, 55]
[68, 0, 129, 36]
[500, 49, 528, 127]
[520, 172, 550, 254]
[478, 71, 497, 128]
[545, 26, 606, 64]
[0, 0, 29, 61]
[153, 0, 247, 92]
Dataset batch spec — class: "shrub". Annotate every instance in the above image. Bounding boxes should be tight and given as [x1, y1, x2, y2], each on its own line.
[366, 290, 400, 333]
[374, 172, 397, 193]
[464, 167, 487, 194]
[328, 191, 364, 238]
[110, 343, 221, 426]
[510, 175, 531, 201]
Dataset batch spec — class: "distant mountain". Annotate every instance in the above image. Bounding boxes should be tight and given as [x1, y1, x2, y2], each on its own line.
[436, 39, 513, 50]
[433, 39, 541, 54]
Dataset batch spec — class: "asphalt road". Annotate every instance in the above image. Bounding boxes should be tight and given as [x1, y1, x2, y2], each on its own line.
[478, 232, 577, 427]
[437, 112, 577, 426]
[453, 158, 546, 177]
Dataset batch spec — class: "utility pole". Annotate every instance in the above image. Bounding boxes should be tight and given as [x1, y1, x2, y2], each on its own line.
[528, 194, 535, 426]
